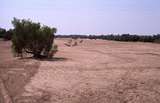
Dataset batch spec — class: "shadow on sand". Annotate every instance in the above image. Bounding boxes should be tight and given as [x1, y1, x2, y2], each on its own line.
[18, 56, 68, 62]
[39, 57, 68, 62]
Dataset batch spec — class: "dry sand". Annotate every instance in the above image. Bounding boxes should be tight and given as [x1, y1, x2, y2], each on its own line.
[0, 38, 160, 103]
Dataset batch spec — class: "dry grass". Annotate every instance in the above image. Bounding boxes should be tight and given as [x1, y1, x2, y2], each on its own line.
[0, 39, 160, 103]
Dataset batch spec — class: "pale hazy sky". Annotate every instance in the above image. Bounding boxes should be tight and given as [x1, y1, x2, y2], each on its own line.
[1, 0, 160, 35]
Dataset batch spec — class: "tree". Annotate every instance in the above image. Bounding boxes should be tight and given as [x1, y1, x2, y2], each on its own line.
[0, 28, 6, 38]
[11, 18, 57, 58]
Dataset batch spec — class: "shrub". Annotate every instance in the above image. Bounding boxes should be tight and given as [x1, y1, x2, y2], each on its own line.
[11, 18, 57, 58]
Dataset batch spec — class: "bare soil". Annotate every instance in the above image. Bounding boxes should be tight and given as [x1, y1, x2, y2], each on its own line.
[0, 38, 160, 103]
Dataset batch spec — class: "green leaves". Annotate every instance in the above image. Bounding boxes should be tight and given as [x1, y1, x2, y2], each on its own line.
[11, 18, 57, 58]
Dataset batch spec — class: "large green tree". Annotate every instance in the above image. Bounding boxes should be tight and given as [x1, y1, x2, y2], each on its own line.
[11, 18, 57, 58]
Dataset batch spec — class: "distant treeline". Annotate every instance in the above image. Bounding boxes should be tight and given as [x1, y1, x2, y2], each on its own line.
[1, 27, 160, 43]
[55, 34, 160, 43]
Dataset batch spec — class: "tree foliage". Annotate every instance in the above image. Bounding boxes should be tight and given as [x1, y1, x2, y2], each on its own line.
[11, 18, 57, 58]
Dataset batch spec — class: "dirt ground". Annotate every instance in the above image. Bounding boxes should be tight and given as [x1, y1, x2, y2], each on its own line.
[0, 38, 160, 103]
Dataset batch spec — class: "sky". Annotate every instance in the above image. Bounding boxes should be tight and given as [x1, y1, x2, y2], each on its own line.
[1, 0, 160, 35]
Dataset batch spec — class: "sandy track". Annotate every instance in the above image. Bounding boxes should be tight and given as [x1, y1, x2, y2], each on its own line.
[1, 39, 160, 103]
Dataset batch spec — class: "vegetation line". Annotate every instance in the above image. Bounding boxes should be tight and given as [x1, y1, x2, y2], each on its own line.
[55, 34, 160, 43]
